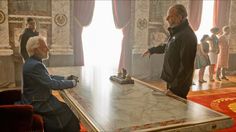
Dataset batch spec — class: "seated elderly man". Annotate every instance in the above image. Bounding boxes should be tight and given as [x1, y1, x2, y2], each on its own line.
[19, 36, 80, 132]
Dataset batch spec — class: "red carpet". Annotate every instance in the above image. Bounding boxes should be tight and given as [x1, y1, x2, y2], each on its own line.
[189, 92, 236, 132]
[80, 124, 87, 132]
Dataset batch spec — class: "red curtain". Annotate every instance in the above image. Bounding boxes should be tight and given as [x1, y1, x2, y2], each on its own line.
[112, 0, 131, 72]
[213, 0, 231, 32]
[188, 0, 203, 31]
[73, 0, 95, 66]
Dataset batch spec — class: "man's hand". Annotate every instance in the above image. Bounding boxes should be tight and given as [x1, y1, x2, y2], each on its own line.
[165, 89, 178, 98]
[142, 50, 150, 57]
[67, 75, 79, 87]
[71, 80, 77, 87]
[67, 75, 79, 82]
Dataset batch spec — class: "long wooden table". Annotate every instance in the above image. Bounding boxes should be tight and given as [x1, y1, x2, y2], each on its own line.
[48, 66, 233, 131]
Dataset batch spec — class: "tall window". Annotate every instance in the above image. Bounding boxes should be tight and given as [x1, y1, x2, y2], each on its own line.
[195, 0, 214, 42]
[82, 1, 122, 70]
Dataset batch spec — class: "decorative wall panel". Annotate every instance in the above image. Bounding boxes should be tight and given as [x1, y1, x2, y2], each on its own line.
[51, 0, 72, 55]
[0, 0, 74, 86]
[8, 17, 52, 54]
[0, 0, 11, 55]
[8, 0, 51, 16]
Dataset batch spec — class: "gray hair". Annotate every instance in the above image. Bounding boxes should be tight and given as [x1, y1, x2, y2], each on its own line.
[26, 36, 44, 57]
[171, 4, 188, 18]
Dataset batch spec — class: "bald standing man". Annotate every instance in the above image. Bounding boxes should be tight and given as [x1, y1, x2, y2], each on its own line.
[143, 4, 197, 99]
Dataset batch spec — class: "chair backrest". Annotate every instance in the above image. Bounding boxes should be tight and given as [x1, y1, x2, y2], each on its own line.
[0, 89, 21, 105]
[0, 105, 33, 132]
[0, 89, 44, 132]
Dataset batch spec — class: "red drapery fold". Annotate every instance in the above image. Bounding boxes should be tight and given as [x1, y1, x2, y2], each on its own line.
[73, 0, 95, 66]
[213, 0, 231, 32]
[188, 0, 203, 31]
[112, 0, 131, 72]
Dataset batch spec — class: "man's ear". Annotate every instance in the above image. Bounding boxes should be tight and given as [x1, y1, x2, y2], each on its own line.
[33, 48, 39, 55]
[178, 15, 184, 23]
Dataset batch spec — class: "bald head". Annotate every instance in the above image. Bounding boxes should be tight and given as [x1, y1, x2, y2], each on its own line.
[170, 4, 187, 19]
[166, 4, 187, 27]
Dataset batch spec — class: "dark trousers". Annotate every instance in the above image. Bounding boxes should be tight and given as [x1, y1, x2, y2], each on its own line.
[167, 83, 188, 99]
[42, 102, 80, 132]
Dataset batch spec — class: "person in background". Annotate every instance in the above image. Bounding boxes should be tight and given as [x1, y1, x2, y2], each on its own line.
[194, 35, 211, 83]
[216, 26, 231, 80]
[208, 27, 220, 81]
[20, 17, 39, 61]
[19, 36, 80, 132]
[142, 4, 197, 99]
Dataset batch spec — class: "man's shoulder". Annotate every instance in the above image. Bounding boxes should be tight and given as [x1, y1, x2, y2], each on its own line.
[21, 29, 31, 39]
[179, 26, 196, 40]
[23, 58, 43, 71]
[181, 25, 195, 34]
[22, 29, 38, 37]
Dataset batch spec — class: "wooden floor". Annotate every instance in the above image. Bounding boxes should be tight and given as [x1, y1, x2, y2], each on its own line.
[145, 69, 236, 97]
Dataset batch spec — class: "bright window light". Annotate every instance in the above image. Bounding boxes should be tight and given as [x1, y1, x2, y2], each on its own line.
[195, 0, 214, 43]
[82, 1, 122, 70]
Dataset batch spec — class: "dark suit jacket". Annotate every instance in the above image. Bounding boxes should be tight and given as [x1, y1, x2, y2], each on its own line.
[149, 19, 197, 98]
[20, 28, 39, 60]
[20, 56, 78, 131]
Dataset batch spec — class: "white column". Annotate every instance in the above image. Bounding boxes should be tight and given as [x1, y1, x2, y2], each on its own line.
[0, 0, 12, 56]
[133, 0, 149, 54]
[132, 1, 150, 79]
[51, 0, 72, 55]
[229, 0, 236, 53]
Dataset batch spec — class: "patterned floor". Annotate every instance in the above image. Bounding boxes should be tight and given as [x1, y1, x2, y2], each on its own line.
[145, 74, 236, 96]
[188, 90, 236, 132]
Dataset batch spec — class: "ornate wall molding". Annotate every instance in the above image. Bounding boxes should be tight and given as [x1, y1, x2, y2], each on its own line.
[8, 0, 51, 16]
[137, 18, 148, 30]
[38, 18, 52, 24]
[0, 0, 11, 55]
[8, 15, 52, 24]
[0, 10, 6, 24]
[54, 14, 67, 27]
[8, 16, 52, 55]
[8, 16, 24, 23]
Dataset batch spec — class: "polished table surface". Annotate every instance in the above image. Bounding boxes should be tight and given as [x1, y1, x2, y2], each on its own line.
[48, 66, 233, 132]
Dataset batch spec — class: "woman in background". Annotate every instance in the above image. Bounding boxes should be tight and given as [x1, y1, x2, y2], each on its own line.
[216, 26, 230, 80]
[208, 27, 220, 81]
[195, 35, 211, 83]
